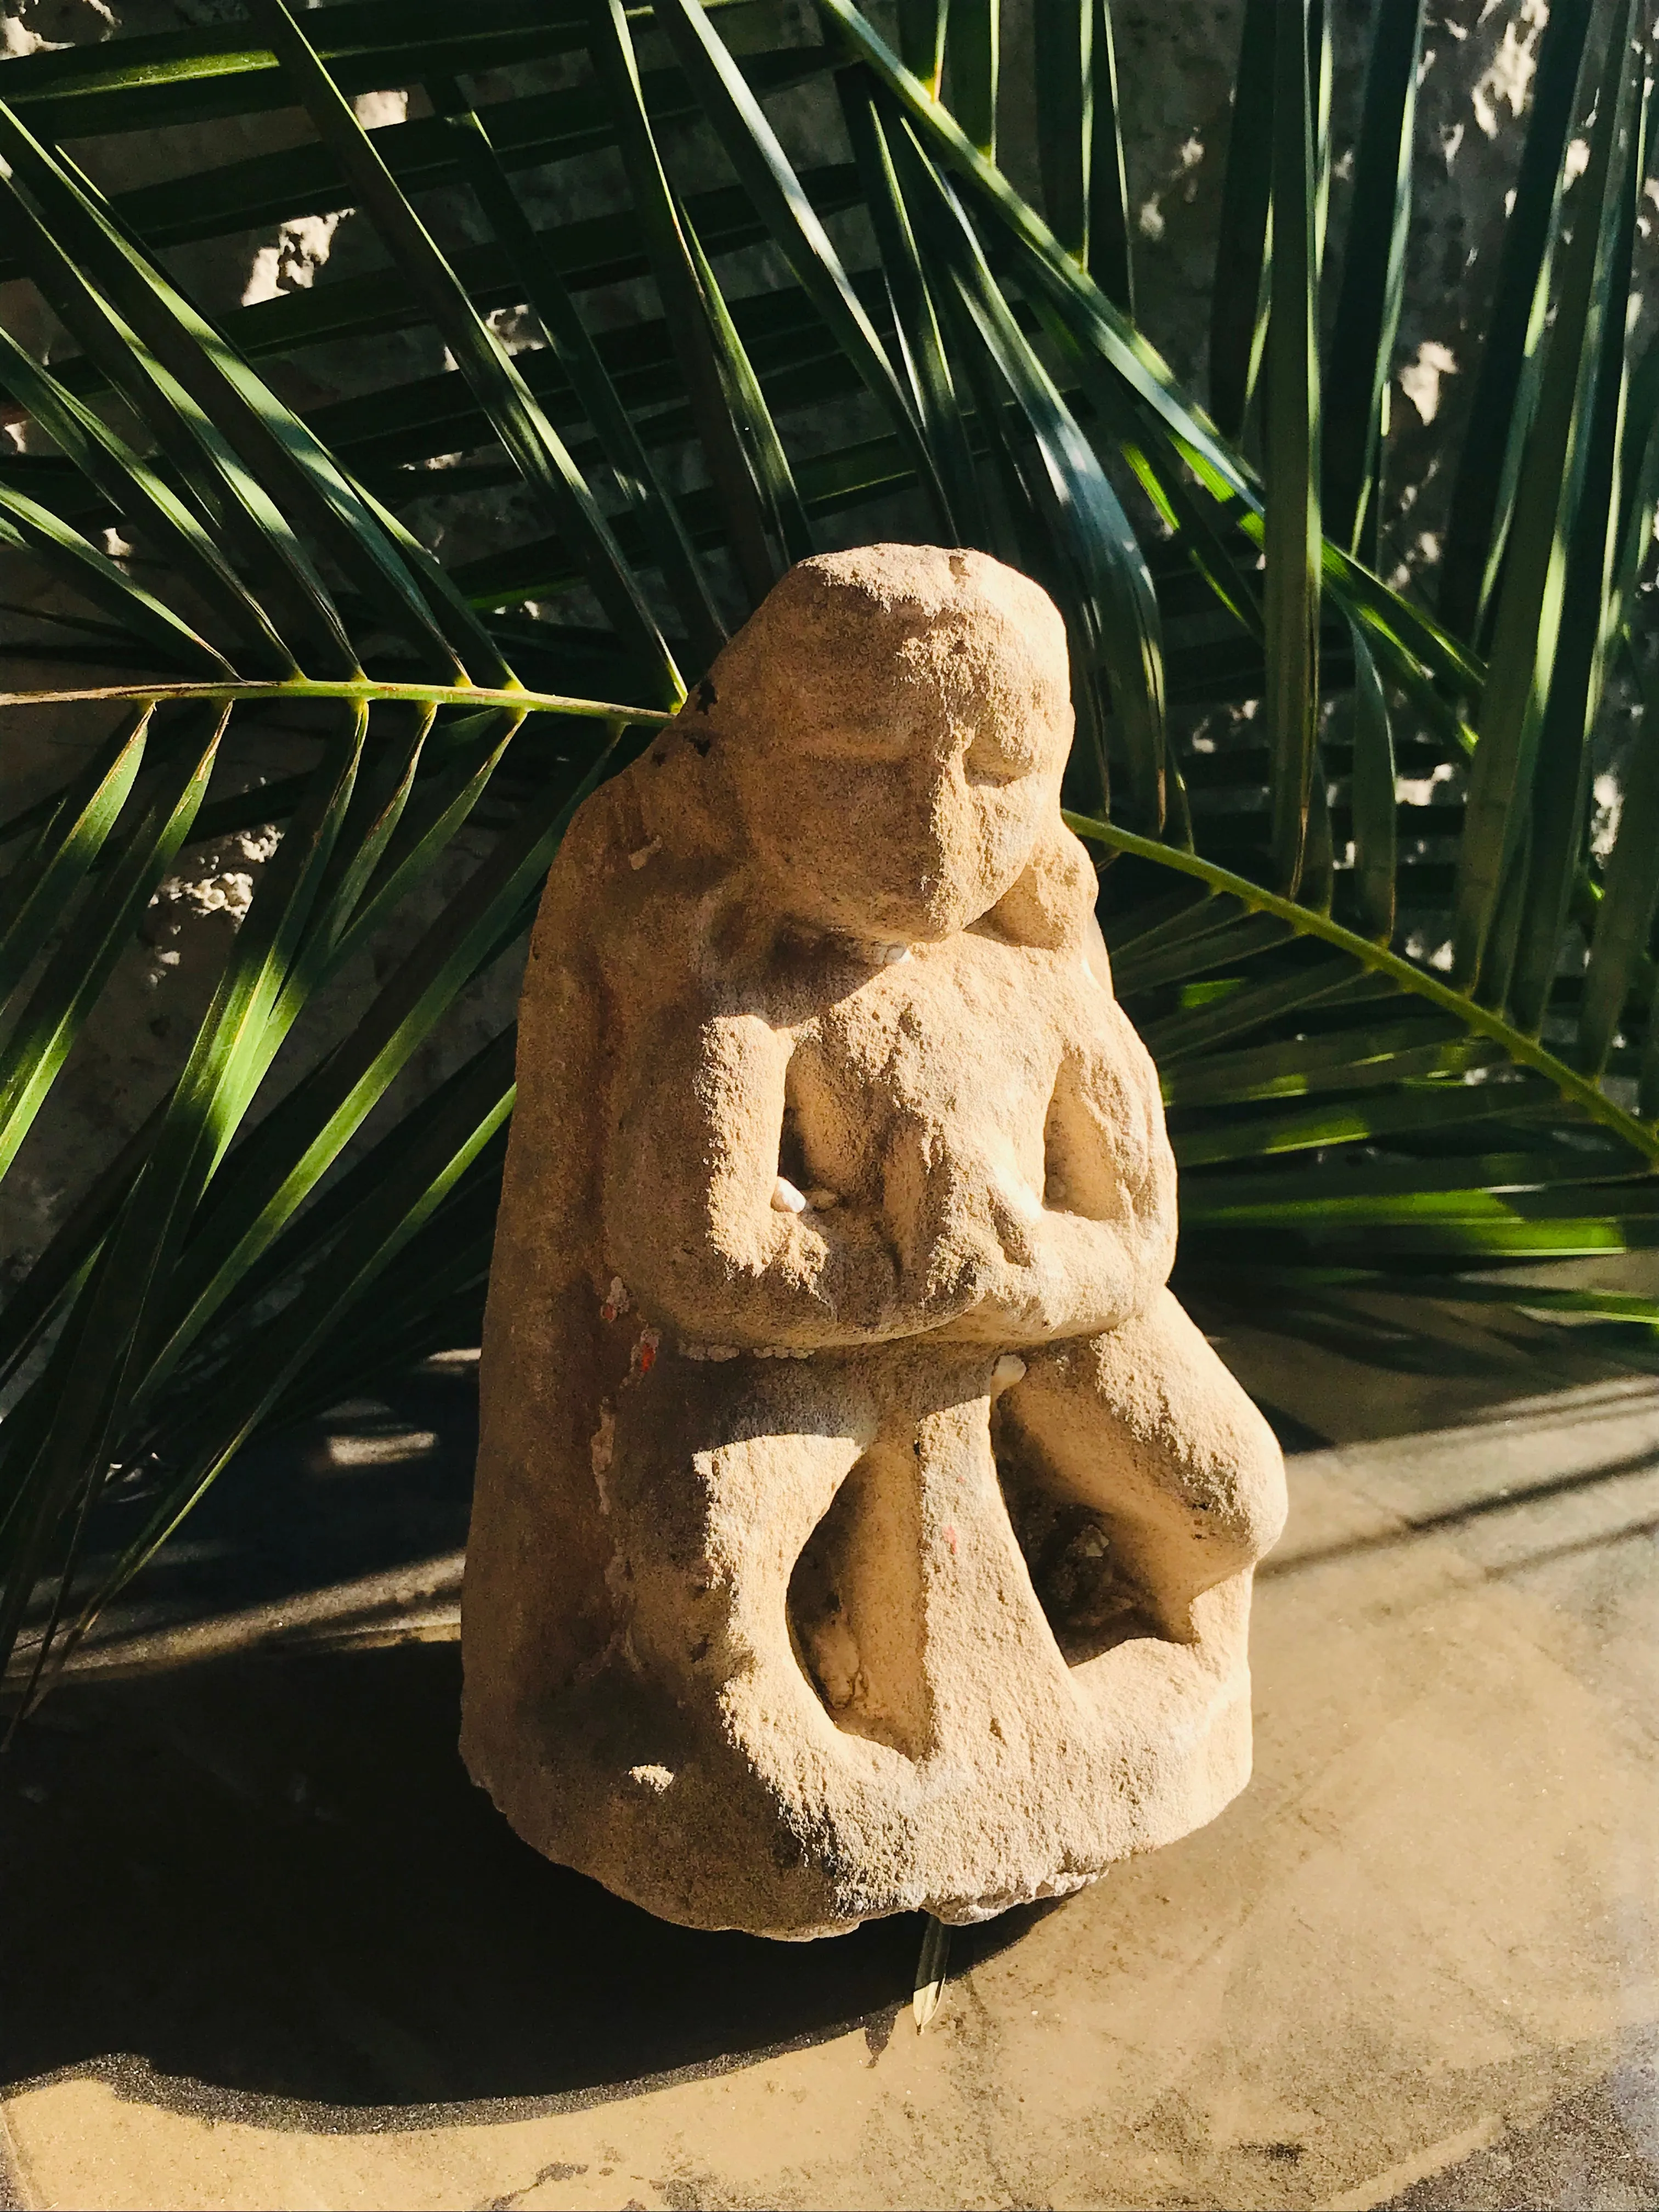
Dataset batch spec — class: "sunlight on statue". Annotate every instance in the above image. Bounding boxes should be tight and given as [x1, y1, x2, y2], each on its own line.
[461, 544, 1286, 1938]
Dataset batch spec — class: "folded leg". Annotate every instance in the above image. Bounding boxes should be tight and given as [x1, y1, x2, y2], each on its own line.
[996, 1289, 1287, 1647]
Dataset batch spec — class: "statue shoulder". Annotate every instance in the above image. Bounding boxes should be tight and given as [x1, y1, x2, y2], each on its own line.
[983, 823, 1101, 956]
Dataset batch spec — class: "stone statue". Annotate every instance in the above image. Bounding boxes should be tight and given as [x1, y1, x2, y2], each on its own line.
[461, 545, 1286, 1939]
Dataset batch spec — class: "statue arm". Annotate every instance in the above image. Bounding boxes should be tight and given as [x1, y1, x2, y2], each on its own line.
[603, 1009, 996, 1350]
[937, 1005, 1177, 1344]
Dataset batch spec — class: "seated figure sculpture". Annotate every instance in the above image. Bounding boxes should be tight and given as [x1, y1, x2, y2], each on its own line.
[461, 544, 1286, 1939]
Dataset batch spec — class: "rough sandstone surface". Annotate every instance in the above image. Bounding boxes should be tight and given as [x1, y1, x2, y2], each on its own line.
[460, 545, 1286, 1939]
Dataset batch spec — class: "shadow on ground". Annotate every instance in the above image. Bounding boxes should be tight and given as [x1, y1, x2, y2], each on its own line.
[1383, 2065, 1659, 2212]
[10, 1320, 1654, 2182]
[2, 1361, 1051, 2124]
[3, 1345, 1341, 2131]
[61, 1360, 485, 1650]
[0, 1635, 1047, 2123]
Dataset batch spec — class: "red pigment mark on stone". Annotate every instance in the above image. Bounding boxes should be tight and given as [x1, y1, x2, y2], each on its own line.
[944, 1524, 958, 1556]
[601, 1302, 617, 1323]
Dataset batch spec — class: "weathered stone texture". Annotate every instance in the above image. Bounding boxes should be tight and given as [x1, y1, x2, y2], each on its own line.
[462, 545, 1285, 1936]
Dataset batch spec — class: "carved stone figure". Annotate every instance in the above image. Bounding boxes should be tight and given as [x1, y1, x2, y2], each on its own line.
[461, 544, 1286, 1939]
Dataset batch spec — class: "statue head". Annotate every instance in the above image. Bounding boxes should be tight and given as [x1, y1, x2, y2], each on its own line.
[675, 543, 1075, 944]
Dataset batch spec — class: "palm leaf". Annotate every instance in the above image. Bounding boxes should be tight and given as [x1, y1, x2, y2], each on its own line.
[943, 0, 996, 159]
[1451, 0, 1640, 997]
[1261, 0, 1322, 894]
[1321, 0, 1419, 560]
[1437, 0, 1594, 646]
[1207, 0, 1275, 442]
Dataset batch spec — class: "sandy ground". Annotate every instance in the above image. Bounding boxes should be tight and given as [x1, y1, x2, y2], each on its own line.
[1, 1309, 1656, 2211]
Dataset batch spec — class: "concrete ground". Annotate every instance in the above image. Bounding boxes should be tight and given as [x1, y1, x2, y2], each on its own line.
[1, 1299, 1656, 2211]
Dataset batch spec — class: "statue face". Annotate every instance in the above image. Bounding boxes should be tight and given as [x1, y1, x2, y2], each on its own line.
[706, 543, 1075, 943]
[735, 680, 1068, 944]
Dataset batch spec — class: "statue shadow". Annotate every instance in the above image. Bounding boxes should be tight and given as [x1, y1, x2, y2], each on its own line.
[0, 1633, 1055, 2125]
[4, 1314, 1357, 2129]
[0, 1355, 1129, 2126]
